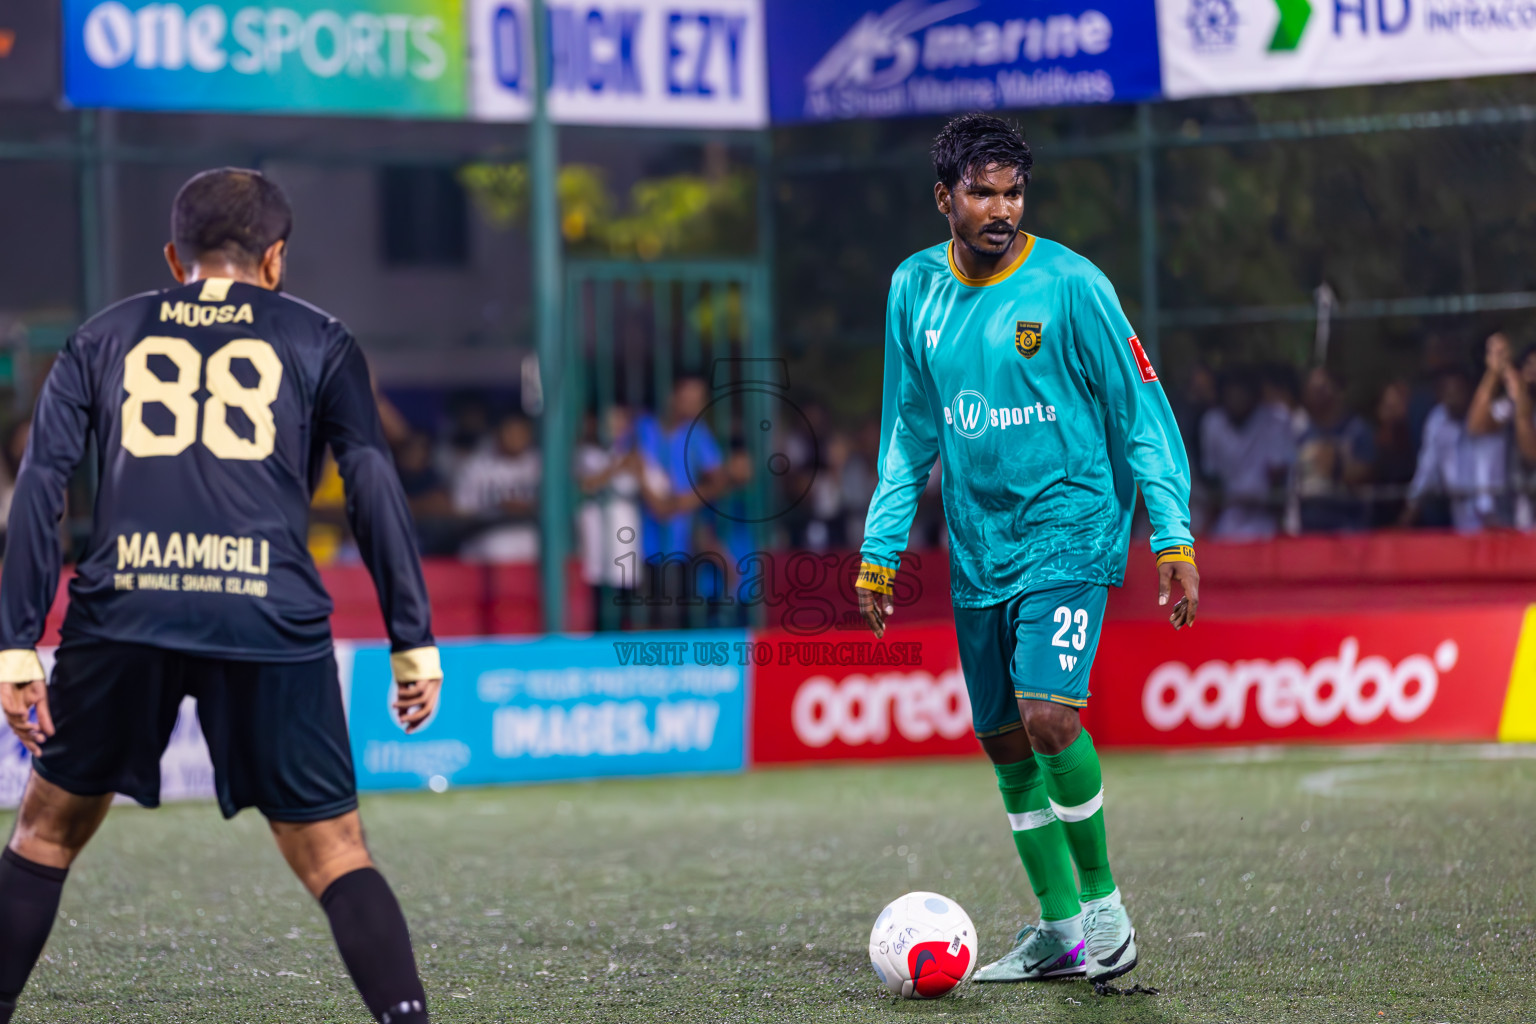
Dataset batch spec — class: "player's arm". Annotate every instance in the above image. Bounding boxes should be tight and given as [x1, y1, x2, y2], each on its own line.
[0, 336, 94, 753]
[317, 331, 441, 731]
[856, 276, 939, 639]
[1076, 273, 1199, 629]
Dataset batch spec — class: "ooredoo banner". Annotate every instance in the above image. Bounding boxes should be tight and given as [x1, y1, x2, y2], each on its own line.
[1157, 0, 1536, 99]
[63, 0, 467, 116]
[469, 0, 767, 127]
[750, 623, 981, 764]
[1091, 607, 1527, 745]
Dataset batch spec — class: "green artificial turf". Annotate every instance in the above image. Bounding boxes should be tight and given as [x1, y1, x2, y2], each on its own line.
[9, 746, 1534, 1023]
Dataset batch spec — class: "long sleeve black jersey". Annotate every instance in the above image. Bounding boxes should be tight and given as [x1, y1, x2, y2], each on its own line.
[0, 277, 438, 682]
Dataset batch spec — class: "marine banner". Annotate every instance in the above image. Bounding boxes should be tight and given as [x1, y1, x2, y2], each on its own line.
[765, 0, 1163, 124]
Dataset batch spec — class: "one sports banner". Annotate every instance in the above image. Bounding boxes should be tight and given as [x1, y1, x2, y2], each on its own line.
[765, 0, 1163, 124]
[62, 0, 467, 116]
[469, 0, 768, 126]
[346, 632, 749, 792]
[1157, 0, 1536, 98]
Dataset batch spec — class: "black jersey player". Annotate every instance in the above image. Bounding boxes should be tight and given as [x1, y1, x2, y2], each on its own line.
[0, 169, 441, 1024]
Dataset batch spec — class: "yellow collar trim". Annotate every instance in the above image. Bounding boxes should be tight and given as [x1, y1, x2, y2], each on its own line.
[947, 233, 1036, 287]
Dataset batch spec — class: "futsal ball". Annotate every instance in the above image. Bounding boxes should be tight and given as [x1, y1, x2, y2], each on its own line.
[867, 891, 977, 998]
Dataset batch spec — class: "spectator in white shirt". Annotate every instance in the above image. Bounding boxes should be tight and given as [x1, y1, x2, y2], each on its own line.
[1404, 366, 1508, 531]
[1200, 368, 1297, 540]
[577, 406, 670, 599]
[1468, 331, 1536, 462]
[453, 412, 542, 562]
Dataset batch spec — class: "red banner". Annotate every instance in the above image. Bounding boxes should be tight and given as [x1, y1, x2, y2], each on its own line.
[750, 623, 981, 764]
[1089, 607, 1524, 746]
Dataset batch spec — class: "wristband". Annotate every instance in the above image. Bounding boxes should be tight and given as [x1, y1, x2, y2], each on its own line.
[1156, 545, 1197, 568]
[855, 561, 896, 596]
[390, 646, 442, 683]
[0, 649, 45, 684]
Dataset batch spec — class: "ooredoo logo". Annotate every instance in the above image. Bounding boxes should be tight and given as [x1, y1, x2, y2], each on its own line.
[791, 670, 972, 747]
[1142, 637, 1457, 731]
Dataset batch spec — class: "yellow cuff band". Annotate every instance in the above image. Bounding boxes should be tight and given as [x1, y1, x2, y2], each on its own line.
[1156, 545, 1197, 567]
[390, 646, 442, 683]
[0, 649, 45, 684]
[855, 561, 896, 596]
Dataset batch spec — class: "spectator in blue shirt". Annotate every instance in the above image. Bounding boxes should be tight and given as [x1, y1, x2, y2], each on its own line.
[635, 377, 732, 620]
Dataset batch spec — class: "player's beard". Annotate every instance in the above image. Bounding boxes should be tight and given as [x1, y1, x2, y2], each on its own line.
[959, 219, 1021, 259]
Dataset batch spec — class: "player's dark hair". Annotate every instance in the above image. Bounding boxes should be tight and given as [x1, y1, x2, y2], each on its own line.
[931, 113, 1033, 191]
[171, 168, 292, 266]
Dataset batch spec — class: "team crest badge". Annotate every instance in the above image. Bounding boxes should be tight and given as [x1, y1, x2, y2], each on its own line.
[1015, 321, 1043, 359]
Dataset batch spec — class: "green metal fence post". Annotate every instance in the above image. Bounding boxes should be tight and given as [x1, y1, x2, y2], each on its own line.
[1136, 103, 1162, 371]
[531, 0, 569, 632]
[749, 131, 775, 568]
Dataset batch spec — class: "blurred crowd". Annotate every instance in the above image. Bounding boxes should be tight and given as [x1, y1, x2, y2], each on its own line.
[0, 330, 1531, 581]
[1175, 330, 1536, 540]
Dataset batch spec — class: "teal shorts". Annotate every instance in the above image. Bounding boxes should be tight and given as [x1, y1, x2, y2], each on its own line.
[952, 581, 1108, 738]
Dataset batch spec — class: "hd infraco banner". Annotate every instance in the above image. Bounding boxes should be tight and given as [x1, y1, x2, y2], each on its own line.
[62, 0, 468, 116]
[1156, 0, 1536, 98]
[765, 0, 1164, 123]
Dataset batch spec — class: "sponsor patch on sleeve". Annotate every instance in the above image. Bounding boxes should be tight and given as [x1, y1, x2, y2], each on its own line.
[1128, 335, 1158, 383]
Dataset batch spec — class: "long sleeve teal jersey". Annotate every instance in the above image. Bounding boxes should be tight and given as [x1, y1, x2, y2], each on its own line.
[860, 234, 1193, 607]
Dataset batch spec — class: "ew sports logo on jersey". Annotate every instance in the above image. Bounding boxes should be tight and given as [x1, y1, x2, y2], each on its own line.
[943, 391, 1056, 439]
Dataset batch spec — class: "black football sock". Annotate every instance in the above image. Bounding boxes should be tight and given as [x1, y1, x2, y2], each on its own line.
[0, 846, 70, 1023]
[320, 867, 429, 1024]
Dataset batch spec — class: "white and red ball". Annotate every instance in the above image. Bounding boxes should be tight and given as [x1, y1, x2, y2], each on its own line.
[867, 891, 978, 998]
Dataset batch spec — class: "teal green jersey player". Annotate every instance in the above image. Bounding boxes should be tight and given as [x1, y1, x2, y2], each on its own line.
[856, 115, 1201, 986]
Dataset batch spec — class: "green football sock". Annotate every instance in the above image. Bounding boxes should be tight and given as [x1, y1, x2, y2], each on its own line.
[995, 757, 1082, 922]
[1036, 729, 1115, 902]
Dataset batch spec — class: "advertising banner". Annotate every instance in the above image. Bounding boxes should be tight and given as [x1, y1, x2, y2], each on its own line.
[62, 0, 466, 116]
[0, 0, 59, 103]
[468, 0, 767, 126]
[765, 0, 1163, 124]
[348, 631, 748, 791]
[0, 649, 216, 809]
[1157, 0, 1536, 98]
[1090, 607, 1526, 746]
[750, 623, 982, 764]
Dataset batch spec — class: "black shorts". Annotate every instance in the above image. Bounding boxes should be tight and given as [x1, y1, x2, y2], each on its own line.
[35, 639, 358, 823]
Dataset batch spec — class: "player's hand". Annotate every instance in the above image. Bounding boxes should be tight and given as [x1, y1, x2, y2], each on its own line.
[1159, 560, 1200, 630]
[857, 587, 894, 640]
[393, 677, 442, 733]
[1, 679, 54, 757]
[1487, 332, 1512, 372]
